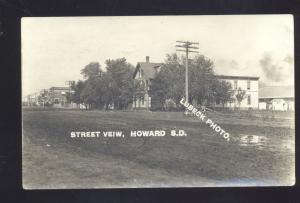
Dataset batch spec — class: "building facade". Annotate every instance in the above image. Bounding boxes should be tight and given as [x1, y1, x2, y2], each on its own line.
[215, 75, 259, 109]
[23, 87, 79, 108]
[258, 86, 294, 111]
[48, 86, 71, 108]
[132, 56, 163, 110]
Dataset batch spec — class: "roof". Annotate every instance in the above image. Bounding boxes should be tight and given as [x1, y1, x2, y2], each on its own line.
[259, 86, 294, 99]
[216, 75, 259, 80]
[270, 98, 286, 102]
[49, 87, 71, 91]
[133, 62, 163, 79]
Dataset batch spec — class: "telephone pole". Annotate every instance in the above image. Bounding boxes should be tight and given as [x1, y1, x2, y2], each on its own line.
[176, 41, 199, 104]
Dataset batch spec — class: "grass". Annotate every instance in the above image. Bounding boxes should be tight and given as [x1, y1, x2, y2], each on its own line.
[22, 109, 295, 189]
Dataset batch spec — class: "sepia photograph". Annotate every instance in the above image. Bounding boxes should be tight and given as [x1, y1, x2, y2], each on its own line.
[21, 15, 295, 189]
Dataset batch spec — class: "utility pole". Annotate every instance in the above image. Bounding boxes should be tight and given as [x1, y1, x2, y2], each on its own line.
[176, 41, 199, 104]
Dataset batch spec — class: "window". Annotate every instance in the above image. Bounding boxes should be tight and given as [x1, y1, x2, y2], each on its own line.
[54, 98, 59, 104]
[247, 80, 250, 90]
[247, 95, 251, 105]
[141, 96, 144, 105]
[234, 80, 238, 90]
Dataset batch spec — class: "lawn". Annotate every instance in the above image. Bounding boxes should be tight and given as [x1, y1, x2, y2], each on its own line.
[22, 109, 295, 189]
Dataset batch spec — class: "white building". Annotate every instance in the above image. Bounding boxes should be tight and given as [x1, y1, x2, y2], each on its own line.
[216, 75, 259, 109]
[259, 86, 294, 111]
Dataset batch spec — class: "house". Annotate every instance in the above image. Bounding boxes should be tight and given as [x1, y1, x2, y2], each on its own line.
[258, 86, 294, 111]
[132, 56, 163, 110]
[215, 75, 259, 109]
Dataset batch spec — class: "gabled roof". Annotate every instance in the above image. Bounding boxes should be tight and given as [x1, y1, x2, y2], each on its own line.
[133, 62, 163, 79]
[259, 86, 294, 99]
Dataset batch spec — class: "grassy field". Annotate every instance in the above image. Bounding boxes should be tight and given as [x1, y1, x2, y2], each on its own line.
[22, 109, 295, 189]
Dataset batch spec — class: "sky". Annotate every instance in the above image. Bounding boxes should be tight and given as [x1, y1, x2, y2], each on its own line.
[22, 15, 294, 96]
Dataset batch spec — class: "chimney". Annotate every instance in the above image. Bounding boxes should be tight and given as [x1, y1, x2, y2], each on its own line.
[146, 56, 150, 63]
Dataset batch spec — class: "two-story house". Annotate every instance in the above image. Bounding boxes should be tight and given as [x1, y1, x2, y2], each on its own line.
[215, 75, 259, 109]
[132, 56, 163, 110]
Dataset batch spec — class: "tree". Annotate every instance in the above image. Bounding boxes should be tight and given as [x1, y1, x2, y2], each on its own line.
[214, 80, 234, 107]
[151, 53, 223, 109]
[150, 53, 185, 109]
[79, 62, 104, 109]
[70, 59, 134, 110]
[235, 87, 246, 109]
[80, 79, 98, 109]
[68, 80, 85, 104]
[105, 58, 135, 109]
[189, 55, 217, 106]
[81, 62, 101, 79]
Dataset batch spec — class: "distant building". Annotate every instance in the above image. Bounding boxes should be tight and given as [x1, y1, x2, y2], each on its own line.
[132, 56, 163, 110]
[258, 86, 294, 111]
[215, 75, 260, 109]
[25, 93, 39, 106]
[48, 86, 71, 108]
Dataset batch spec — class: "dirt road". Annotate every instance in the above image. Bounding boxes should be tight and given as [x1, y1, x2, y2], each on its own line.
[22, 110, 295, 189]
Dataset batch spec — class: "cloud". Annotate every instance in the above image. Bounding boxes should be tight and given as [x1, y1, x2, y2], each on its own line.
[259, 53, 294, 86]
[259, 53, 284, 82]
[214, 58, 255, 77]
[229, 60, 239, 69]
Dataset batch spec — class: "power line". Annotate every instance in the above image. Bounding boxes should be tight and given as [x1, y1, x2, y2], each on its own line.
[175, 41, 199, 105]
